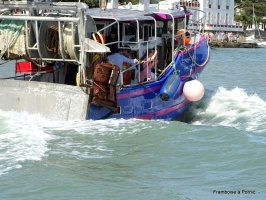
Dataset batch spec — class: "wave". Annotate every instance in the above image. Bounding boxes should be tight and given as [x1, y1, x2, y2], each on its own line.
[42, 118, 172, 161]
[0, 111, 54, 176]
[0, 111, 171, 175]
[185, 87, 266, 134]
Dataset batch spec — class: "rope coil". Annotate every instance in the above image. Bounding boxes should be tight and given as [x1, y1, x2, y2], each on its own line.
[45, 24, 60, 56]
[63, 23, 76, 60]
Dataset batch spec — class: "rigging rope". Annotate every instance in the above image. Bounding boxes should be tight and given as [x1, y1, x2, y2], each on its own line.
[183, 44, 210, 67]
[176, 44, 210, 68]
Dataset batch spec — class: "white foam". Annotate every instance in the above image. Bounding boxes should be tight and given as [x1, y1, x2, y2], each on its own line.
[0, 111, 53, 175]
[0, 110, 171, 175]
[44, 118, 165, 136]
[191, 87, 266, 133]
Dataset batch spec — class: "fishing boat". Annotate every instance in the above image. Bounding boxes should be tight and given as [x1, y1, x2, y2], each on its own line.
[0, 0, 210, 121]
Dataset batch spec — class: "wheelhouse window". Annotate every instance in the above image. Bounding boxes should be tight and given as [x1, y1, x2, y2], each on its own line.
[123, 23, 137, 41]
[175, 17, 186, 31]
[157, 17, 186, 36]
[95, 22, 108, 36]
[156, 21, 164, 37]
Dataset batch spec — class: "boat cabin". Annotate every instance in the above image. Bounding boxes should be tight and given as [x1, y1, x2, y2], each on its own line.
[88, 5, 192, 85]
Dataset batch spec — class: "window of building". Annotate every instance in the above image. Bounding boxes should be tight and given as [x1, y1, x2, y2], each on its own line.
[217, 0, 222, 9]
[225, 13, 228, 25]
[217, 13, 220, 25]
[207, 12, 211, 24]
[207, 0, 212, 8]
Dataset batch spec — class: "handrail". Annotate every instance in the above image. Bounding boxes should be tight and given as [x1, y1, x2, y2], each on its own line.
[0, 15, 79, 22]
[0, 1, 88, 11]
[187, 8, 206, 33]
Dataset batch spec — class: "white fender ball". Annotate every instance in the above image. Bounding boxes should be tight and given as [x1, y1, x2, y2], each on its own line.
[183, 80, 205, 102]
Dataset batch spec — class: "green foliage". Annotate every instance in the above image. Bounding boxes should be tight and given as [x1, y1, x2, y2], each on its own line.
[86, 0, 99, 8]
[235, 0, 266, 30]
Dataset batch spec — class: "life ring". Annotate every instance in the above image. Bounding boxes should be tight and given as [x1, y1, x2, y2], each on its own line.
[175, 29, 191, 45]
[92, 32, 105, 44]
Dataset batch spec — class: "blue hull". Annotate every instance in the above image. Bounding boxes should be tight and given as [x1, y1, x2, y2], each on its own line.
[87, 36, 210, 120]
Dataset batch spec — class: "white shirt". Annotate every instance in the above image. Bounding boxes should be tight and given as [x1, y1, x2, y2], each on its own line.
[107, 53, 137, 71]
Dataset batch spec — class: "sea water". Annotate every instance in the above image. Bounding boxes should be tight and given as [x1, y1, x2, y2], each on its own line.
[0, 47, 266, 200]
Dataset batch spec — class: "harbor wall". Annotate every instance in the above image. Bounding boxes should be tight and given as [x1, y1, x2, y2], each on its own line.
[209, 42, 259, 48]
[0, 80, 89, 121]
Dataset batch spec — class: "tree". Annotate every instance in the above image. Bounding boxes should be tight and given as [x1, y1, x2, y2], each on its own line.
[235, 0, 266, 30]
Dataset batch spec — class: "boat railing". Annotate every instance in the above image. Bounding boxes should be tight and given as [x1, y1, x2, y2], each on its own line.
[94, 17, 157, 86]
[119, 38, 158, 86]
[0, 2, 86, 62]
[187, 8, 206, 33]
[0, 1, 88, 12]
[0, 2, 101, 64]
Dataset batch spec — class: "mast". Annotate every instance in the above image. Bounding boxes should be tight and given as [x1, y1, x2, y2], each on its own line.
[253, 3, 261, 40]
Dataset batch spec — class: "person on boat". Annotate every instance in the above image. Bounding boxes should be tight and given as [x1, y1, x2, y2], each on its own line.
[53, 61, 68, 84]
[122, 47, 133, 85]
[139, 49, 157, 83]
[105, 30, 118, 55]
[107, 48, 139, 71]
[107, 48, 139, 85]
[13, 9, 18, 14]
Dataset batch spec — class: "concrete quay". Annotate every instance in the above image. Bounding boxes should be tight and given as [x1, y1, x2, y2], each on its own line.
[209, 41, 259, 48]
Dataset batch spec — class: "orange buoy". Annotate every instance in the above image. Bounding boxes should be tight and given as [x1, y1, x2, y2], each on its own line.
[176, 29, 191, 45]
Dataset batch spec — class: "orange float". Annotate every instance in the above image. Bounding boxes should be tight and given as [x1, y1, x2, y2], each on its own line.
[175, 29, 191, 45]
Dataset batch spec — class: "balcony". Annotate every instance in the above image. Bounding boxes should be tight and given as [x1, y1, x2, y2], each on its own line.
[180, 0, 200, 8]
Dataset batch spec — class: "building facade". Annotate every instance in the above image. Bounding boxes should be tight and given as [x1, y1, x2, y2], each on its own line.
[180, 0, 243, 32]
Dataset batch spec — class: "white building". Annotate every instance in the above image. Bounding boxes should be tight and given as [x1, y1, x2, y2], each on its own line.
[180, 0, 243, 32]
